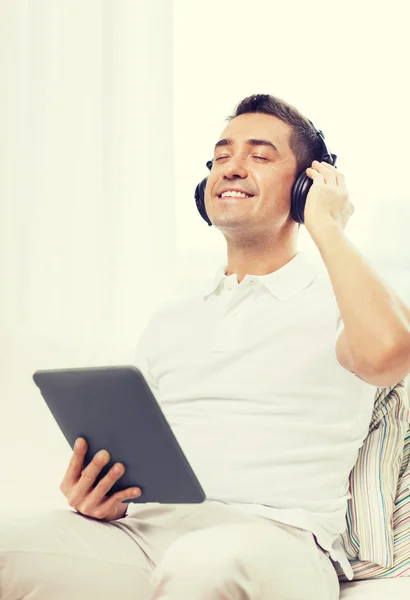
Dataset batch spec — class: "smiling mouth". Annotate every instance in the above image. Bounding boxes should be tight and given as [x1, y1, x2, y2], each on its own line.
[217, 193, 255, 199]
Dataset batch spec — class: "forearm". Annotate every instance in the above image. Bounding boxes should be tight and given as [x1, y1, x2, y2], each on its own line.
[311, 222, 410, 366]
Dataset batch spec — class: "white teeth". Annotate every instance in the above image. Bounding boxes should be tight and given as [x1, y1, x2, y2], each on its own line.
[220, 191, 252, 198]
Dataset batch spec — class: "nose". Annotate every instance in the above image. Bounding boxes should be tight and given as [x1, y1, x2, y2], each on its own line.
[222, 156, 248, 180]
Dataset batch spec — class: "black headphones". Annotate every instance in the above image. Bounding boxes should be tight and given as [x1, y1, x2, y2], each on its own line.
[194, 119, 337, 225]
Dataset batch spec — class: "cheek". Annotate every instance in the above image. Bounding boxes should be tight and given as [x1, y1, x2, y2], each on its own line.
[261, 179, 293, 212]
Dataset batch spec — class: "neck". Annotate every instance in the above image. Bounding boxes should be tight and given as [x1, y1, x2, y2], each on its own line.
[224, 232, 299, 283]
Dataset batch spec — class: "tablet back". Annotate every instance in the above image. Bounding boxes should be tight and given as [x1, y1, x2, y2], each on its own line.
[33, 365, 206, 504]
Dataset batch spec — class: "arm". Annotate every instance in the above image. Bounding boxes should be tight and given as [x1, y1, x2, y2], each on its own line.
[312, 223, 410, 386]
[304, 159, 410, 387]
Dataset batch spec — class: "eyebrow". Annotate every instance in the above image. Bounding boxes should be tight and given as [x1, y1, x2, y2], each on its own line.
[214, 137, 279, 154]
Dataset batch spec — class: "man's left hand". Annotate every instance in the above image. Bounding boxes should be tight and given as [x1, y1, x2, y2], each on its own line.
[303, 160, 355, 238]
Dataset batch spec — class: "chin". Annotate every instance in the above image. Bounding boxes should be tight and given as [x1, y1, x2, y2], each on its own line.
[210, 214, 247, 227]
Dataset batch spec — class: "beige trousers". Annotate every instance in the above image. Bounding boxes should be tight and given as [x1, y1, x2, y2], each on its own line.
[0, 500, 340, 600]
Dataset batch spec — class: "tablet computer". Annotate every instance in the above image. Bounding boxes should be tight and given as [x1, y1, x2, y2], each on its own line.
[33, 365, 206, 504]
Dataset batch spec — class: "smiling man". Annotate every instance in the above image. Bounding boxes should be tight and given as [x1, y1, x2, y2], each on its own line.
[204, 98, 410, 387]
[1, 94, 409, 600]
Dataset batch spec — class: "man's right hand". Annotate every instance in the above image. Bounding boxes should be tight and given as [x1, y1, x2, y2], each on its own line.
[59, 437, 142, 521]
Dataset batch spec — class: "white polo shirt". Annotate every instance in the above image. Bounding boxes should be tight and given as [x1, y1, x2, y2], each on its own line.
[132, 251, 380, 581]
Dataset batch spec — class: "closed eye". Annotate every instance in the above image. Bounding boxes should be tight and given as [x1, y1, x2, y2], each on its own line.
[214, 155, 268, 162]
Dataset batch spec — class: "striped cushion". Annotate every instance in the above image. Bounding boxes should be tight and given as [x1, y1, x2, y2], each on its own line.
[337, 378, 409, 575]
[337, 423, 410, 580]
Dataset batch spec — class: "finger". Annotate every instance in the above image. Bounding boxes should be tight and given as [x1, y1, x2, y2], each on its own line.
[91, 487, 142, 520]
[84, 461, 128, 507]
[313, 159, 337, 172]
[68, 449, 111, 507]
[336, 171, 346, 189]
[305, 167, 325, 184]
[59, 437, 88, 495]
[311, 161, 337, 185]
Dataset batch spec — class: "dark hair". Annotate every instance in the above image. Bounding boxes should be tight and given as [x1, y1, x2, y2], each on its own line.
[227, 94, 322, 174]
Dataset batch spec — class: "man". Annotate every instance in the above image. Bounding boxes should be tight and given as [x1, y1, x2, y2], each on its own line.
[1, 94, 410, 600]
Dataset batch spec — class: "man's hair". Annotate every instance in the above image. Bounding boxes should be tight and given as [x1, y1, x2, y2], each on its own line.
[227, 94, 322, 174]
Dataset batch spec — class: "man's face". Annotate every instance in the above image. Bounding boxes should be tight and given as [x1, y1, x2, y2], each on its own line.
[204, 112, 298, 235]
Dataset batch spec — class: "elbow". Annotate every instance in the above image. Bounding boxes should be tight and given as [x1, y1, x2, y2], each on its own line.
[355, 334, 410, 387]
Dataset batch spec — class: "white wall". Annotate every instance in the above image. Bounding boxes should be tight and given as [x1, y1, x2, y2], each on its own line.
[0, 0, 175, 511]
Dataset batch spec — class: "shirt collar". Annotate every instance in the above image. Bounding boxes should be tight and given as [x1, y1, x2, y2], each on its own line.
[202, 252, 322, 301]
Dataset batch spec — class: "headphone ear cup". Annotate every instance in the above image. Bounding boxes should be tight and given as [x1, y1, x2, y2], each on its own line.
[291, 172, 313, 224]
[195, 177, 212, 226]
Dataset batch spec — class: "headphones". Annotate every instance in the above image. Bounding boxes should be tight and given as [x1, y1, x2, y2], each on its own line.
[194, 119, 337, 225]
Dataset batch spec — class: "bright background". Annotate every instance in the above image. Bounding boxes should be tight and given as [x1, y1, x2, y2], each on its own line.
[0, 0, 409, 511]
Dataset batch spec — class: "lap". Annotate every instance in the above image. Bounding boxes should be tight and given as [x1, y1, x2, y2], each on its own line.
[0, 509, 153, 600]
[153, 510, 340, 600]
[0, 503, 340, 600]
